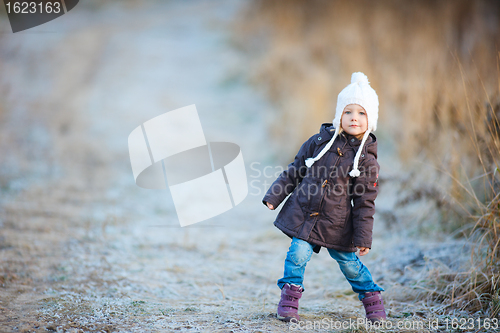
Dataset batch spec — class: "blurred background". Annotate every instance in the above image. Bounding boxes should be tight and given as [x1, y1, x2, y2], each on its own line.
[1, 0, 499, 331]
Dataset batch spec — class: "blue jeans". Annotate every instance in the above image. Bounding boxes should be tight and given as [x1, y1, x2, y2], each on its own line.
[277, 237, 384, 300]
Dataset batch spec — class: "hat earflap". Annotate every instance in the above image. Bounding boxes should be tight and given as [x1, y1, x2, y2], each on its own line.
[349, 130, 371, 177]
[305, 127, 343, 168]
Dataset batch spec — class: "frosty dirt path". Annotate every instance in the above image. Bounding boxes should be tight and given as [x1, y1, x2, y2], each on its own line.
[0, 1, 458, 332]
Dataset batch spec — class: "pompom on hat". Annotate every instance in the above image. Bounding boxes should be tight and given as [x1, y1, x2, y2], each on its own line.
[305, 72, 379, 177]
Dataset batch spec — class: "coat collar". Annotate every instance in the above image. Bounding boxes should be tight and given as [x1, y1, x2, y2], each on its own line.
[313, 123, 333, 142]
[314, 122, 378, 157]
[343, 132, 363, 147]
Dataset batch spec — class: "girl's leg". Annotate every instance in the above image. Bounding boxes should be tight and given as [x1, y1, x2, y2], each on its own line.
[277, 237, 314, 290]
[326, 248, 384, 300]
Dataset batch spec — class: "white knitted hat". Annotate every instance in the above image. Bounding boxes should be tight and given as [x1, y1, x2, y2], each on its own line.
[305, 72, 379, 177]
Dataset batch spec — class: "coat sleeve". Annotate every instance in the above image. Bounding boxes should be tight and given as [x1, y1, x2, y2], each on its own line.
[351, 157, 380, 249]
[262, 136, 316, 209]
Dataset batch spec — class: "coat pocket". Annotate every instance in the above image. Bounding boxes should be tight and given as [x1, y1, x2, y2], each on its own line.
[321, 186, 347, 228]
[295, 176, 323, 212]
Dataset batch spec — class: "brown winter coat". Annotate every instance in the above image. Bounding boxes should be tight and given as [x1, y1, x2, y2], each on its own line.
[262, 123, 380, 252]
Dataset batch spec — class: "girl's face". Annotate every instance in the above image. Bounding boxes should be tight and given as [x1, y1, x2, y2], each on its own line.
[341, 104, 368, 139]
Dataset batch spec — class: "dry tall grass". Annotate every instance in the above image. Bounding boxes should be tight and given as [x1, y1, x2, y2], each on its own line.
[412, 79, 500, 315]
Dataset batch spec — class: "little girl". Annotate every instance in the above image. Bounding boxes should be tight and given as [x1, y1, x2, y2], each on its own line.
[262, 72, 386, 323]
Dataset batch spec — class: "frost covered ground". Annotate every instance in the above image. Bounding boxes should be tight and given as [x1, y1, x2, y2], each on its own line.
[0, 1, 471, 332]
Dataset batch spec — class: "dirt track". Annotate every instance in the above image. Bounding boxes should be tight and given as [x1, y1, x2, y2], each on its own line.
[0, 1, 469, 332]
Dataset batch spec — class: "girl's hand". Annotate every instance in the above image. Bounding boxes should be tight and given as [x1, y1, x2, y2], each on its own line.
[266, 202, 275, 210]
[357, 247, 370, 256]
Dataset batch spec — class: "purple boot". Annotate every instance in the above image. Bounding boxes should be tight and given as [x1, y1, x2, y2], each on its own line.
[277, 283, 303, 322]
[362, 291, 387, 323]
